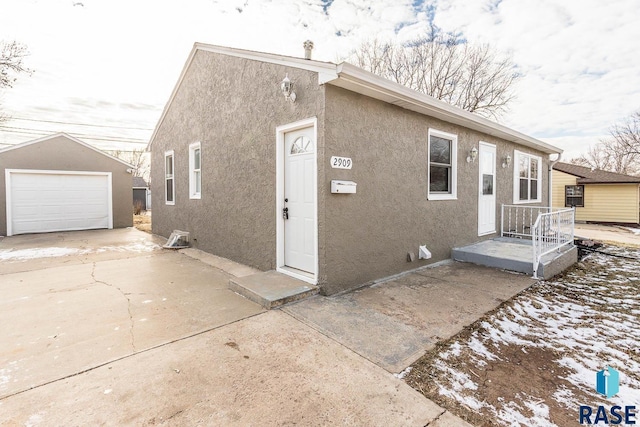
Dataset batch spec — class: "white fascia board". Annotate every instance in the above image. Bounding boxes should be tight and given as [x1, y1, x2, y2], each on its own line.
[0, 132, 134, 168]
[329, 63, 562, 155]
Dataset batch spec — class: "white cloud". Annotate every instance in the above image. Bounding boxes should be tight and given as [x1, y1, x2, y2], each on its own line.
[0, 0, 638, 156]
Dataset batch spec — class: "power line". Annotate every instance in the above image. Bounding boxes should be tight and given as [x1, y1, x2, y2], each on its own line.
[8, 116, 154, 131]
[0, 128, 149, 144]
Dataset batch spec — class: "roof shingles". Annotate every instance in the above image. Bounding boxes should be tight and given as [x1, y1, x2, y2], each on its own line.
[554, 162, 640, 184]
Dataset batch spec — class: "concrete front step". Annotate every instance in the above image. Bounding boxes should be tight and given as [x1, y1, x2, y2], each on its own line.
[229, 270, 319, 309]
[452, 238, 577, 279]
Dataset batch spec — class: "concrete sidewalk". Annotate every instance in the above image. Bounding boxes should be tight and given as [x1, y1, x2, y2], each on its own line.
[285, 261, 534, 373]
[1, 311, 455, 426]
[574, 223, 640, 247]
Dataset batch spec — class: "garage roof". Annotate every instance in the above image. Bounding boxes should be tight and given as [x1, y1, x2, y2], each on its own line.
[0, 133, 133, 168]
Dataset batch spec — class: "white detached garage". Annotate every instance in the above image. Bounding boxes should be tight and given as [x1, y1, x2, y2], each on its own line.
[0, 133, 133, 236]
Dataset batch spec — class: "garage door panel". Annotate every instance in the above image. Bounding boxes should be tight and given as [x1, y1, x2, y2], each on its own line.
[8, 172, 112, 236]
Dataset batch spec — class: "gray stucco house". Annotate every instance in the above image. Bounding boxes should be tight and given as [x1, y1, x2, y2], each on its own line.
[0, 133, 133, 236]
[148, 43, 563, 295]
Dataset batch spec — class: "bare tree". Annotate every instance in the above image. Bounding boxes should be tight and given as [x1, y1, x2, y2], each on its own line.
[348, 26, 518, 119]
[108, 148, 150, 180]
[570, 111, 640, 175]
[1, 40, 33, 122]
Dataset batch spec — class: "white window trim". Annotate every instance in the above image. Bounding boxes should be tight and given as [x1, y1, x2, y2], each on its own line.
[512, 150, 542, 204]
[165, 150, 175, 205]
[189, 142, 201, 199]
[427, 128, 458, 200]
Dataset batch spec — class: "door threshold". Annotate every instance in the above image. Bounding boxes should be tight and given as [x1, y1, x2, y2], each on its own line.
[277, 266, 317, 285]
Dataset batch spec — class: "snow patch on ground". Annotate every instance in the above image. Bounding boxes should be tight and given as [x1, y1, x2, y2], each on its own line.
[0, 247, 84, 261]
[424, 246, 640, 426]
[0, 239, 160, 261]
[394, 366, 412, 379]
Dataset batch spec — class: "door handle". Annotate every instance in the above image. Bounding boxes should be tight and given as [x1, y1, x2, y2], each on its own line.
[283, 207, 289, 220]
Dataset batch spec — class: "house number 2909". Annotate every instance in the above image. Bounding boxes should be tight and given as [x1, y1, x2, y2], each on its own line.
[330, 156, 352, 169]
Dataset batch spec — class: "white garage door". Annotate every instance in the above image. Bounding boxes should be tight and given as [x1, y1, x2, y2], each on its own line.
[7, 170, 112, 236]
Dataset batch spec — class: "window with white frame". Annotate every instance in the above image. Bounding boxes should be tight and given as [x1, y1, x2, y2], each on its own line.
[428, 129, 457, 200]
[189, 142, 201, 199]
[165, 150, 175, 205]
[513, 150, 542, 203]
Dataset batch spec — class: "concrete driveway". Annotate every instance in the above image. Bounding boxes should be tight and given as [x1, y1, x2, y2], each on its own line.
[0, 229, 465, 426]
[0, 229, 264, 399]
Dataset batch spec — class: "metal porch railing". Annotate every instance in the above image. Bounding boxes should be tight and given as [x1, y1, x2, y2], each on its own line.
[501, 205, 575, 278]
[501, 205, 552, 239]
[531, 208, 575, 278]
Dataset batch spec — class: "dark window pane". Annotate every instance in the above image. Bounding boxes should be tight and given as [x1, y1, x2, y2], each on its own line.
[530, 179, 538, 200]
[430, 166, 450, 193]
[565, 185, 584, 207]
[519, 179, 528, 200]
[430, 136, 451, 165]
[483, 174, 493, 195]
[166, 178, 174, 202]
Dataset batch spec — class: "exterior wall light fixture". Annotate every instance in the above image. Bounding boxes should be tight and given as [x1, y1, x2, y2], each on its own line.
[502, 154, 512, 168]
[466, 146, 478, 163]
[281, 74, 296, 102]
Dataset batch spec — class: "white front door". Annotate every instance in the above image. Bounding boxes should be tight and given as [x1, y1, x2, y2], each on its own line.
[283, 126, 316, 274]
[478, 142, 496, 236]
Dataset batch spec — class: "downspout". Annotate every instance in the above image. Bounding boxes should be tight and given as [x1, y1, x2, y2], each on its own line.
[548, 153, 562, 207]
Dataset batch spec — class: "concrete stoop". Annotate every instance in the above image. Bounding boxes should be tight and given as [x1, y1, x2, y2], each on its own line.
[229, 270, 319, 309]
[452, 238, 578, 279]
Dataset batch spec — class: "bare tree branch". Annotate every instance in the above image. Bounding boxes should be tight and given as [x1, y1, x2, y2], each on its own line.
[347, 26, 519, 119]
[107, 148, 150, 180]
[0, 40, 33, 90]
[1, 40, 33, 122]
[570, 111, 640, 175]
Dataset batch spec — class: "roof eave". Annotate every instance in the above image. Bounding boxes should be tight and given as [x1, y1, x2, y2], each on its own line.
[328, 63, 562, 155]
[577, 179, 640, 185]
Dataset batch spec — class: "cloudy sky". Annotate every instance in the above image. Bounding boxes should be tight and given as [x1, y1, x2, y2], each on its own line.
[0, 0, 638, 159]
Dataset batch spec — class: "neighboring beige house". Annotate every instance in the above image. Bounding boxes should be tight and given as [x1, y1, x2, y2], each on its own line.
[552, 162, 640, 224]
[148, 43, 563, 295]
[0, 133, 133, 236]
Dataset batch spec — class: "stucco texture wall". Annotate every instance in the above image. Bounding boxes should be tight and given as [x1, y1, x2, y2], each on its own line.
[0, 135, 133, 236]
[320, 85, 549, 294]
[150, 50, 325, 271]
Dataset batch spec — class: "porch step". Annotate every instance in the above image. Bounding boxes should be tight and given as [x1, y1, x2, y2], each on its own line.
[452, 238, 577, 278]
[229, 270, 319, 309]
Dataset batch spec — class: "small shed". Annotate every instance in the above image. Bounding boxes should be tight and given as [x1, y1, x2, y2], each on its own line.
[552, 162, 640, 224]
[133, 176, 151, 211]
[0, 133, 133, 236]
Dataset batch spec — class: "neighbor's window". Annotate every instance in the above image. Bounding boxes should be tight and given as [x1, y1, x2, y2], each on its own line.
[165, 150, 175, 205]
[513, 150, 542, 203]
[428, 129, 457, 200]
[565, 185, 584, 207]
[189, 142, 201, 199]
